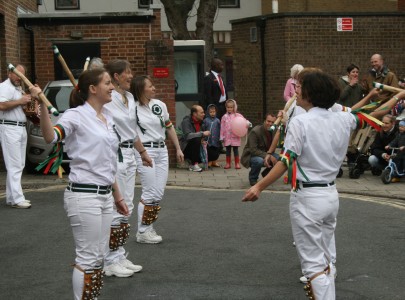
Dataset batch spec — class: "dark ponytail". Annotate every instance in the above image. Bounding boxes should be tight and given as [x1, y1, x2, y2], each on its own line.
[69, 68, 106, 108]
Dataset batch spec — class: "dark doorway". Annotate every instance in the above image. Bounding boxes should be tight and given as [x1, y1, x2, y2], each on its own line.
[53, 42, 101, 80]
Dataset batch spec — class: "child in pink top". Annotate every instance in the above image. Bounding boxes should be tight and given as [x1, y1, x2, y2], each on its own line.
[220, 99, 251, 169]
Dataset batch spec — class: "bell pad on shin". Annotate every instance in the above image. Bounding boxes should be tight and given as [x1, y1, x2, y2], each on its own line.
[303, 282, 315, 299]
[82, 267, 103, 300]
[303, 265, 331, 300]
[141, 204, 161, 225]
[120, 221, 131, 246]
[109, 225, 122, 251]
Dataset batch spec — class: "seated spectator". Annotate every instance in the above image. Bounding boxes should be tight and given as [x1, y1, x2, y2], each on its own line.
[179, 105, 210, 172]
[369, 114, 397, 170]
[241, 113, 279, 186]
[202, 104, 221, 167]
[363, 53, 399, 103]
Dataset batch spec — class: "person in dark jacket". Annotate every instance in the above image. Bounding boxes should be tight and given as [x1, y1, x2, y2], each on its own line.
[202, 58, 228, 119]
[368, 114, 397, 170]
[202, 104, 221, 167]
[241, 113, 278, 186]
[338, 63, 364, 107]
[179, 105, 211, 172]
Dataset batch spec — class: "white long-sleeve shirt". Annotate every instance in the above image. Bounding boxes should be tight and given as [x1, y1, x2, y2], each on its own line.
[54, 102, 119, 185]
[284, 107, 357, 182]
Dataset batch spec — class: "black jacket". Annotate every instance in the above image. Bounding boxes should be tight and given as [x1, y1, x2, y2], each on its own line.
[370, 126, 398, 158]
[202, 72, 228, 116]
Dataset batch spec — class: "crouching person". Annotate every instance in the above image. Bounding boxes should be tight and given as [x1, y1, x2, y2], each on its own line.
[179, 104, 211, 172]
[368, 114, 397, 171]
[241, 113, 279, 186]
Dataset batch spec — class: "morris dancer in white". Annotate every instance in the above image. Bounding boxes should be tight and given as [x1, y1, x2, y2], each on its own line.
[0, 64, 34, 209]
[130, 75, 184, 244]
[34, 69, 151, 299]
[243, 70, 382, 300]
[103, 59, 143, 277]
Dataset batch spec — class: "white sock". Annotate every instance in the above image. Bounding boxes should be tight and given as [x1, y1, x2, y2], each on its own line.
[72, 267, 84, 300]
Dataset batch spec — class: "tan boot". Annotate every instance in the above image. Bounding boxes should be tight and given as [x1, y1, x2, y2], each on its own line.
[211, 160, 220, 167]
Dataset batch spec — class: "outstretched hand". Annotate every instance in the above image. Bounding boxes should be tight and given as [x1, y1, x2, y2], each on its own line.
[242, 185, 262, 202]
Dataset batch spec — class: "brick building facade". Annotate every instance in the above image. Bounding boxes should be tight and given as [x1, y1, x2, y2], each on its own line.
[0, 1, 37, 79]
[2, 1, 405, 169]
[0, 5, 181, 168]
[231, 12, 405, 125]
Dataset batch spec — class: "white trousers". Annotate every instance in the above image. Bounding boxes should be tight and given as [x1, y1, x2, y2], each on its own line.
[104, 148, 136, 266]
[135, 147, 168, 233]
[64, 189, 113, 299]
[290, 185, 339, 300]
[0, 125, 27, 205]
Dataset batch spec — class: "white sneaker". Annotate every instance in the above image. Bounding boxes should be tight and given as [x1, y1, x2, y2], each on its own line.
[150, 229, 162, 240]
[11, 201, 31, 209]
[104, 263, 134, 277]
[119, 259, 142, 273]
[136, 230, 163, 244]
[300, 275, 308, 284]
[7, 200, 31, 206]
[189, 164, 202, 172]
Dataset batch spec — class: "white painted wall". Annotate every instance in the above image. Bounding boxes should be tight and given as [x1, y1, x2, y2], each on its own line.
[37, 0, 262, 32]
[157, 0, 262, 31]
[38, 0, 141, 13]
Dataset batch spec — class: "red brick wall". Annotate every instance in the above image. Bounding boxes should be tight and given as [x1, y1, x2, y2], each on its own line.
[399, 0, 405, 11]
[32, 22, 158, 88]
[232, 13, 405, 125]
[145, 39, 177, 166]
[0, 0, 37, 79]
[0, 1, 37, 170]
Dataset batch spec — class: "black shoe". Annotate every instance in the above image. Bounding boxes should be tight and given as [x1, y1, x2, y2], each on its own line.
[261, 167, 271, 178]
[249, 180, 257, 186]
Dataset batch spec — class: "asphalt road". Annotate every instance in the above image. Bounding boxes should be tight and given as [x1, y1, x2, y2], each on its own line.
[0, 188, 404, 300]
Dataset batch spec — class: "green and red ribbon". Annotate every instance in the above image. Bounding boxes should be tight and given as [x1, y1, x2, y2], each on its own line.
[35, 124, 66, 178]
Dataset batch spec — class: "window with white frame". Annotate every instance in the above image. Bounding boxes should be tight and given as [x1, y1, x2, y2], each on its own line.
[55, 0, 80, 10]
[139, 0, 153, 9]
[218, 0, 240, 8]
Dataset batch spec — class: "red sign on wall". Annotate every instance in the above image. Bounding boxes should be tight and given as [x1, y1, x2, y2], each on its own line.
[153, 67, 169, 78]
[337, 18, 353, 32]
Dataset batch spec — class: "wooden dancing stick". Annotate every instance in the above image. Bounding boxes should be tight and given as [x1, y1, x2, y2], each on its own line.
[269, 94, 297, 131]
[373, 82, 403, 94]
[83, 57, 90, 71]
[52, 45, 77, 87]
[8, 63, 59, 116]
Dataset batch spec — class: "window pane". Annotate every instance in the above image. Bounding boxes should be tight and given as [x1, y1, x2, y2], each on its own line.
[55, 0, 79, 9]
[218, 0, 239, 8]
[139, 0, 153, 8]
[174, 52, 199, 94]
